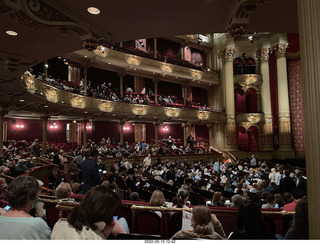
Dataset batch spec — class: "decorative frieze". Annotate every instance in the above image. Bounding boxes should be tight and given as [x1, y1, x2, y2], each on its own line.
[70, 95, 85, 108]
[197, 111, 209, 120]
[131, 104, 147, 115]
[44, 87, 58, 103]
[165, 107, 179, 117]
[99, 100, 114, 112]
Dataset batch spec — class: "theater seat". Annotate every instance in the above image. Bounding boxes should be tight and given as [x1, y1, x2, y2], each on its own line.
[167, 211, 182, 238]
[135, 211, 161, 235]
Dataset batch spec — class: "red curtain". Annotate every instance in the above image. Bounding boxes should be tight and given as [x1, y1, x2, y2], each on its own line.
[246, 88, 258, 113]
[248, 126, 259, 151]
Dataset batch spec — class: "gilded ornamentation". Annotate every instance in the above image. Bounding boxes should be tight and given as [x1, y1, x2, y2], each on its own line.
[197, 111, 209, 120]
[99, 101, 114, 112]
[256, 48, 270, 62]
[273, 43, 289, 59]
[165, 107, 179, 117]
[131, 104, 147, 115]
[93, 45, 108, 57]
[228, 25, 246, 37]
[219, 48, 237, 62]
[190, 70, 202, 79]
[84, 39, 100, 52]
[71, 95, 85, 108]
[234, 74, 262, 92]
[126, 56, 141, 65]
[279, 121, 292, 145]
[262, 122, 273, 145]
[24, 72, 36, 93]
[226, 114, 236, 121]
[45, 87, 58, 103]
[161, 64, 172, 73]
[279, 112, 290, 119]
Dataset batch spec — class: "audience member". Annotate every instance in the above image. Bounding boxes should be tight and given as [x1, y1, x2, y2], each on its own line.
[0, 175, 51, 239]
[51, 185, 126, 239]
[172, 205, 226, 239]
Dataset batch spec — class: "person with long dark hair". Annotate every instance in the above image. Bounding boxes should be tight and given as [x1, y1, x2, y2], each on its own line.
[51, 185, 124, 239]
[228, 200, 275, 239]
[284, 197, 308, 239]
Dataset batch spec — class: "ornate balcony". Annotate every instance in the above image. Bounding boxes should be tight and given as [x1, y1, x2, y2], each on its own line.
[22, 72, 226, 124]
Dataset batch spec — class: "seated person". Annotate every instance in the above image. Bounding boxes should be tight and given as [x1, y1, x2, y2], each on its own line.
[171, 205, 226, 239]
[0, 175, 51, 239]
[51, 185, 127, 239]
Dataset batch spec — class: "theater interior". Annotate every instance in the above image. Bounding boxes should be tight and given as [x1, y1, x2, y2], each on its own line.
[0, 0, 319, 239]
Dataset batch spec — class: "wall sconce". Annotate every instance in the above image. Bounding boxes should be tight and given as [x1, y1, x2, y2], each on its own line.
[162, 125, 169, 131]
[86, 122, 93, 129]
[16, 124, 25, 128]
[123, 125, 130, 131]
[50, 121, 58, 129]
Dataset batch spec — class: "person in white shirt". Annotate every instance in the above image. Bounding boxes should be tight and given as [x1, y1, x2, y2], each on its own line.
[143, 154, 152, 168]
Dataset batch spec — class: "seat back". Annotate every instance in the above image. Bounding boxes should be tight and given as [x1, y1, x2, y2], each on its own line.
[136, 211, 161, 235]
[167, 211, 182, 238]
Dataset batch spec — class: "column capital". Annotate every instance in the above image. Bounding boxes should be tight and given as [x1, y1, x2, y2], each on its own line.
[273, 43, 289, 59]
[256, 47, 271, 62]
[219, 48, 237, 62]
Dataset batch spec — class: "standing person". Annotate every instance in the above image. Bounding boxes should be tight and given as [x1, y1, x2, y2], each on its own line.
[0, 175, 51, 239]
[143, 153, 152, 168]
[250, 154, 257, 167]
[30, 138, 41, 157]
[81, 148, 102, 194]
[295, 170, 307, 196]
[280, 170, 295, 196]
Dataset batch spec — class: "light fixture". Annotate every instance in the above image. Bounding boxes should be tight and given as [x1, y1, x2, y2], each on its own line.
[16, 124, 24, 128]
[44, 105, 48, 107]
[87, 7, 101, 15]
[44, 64, 49, 68]
[108, 62, 111, 65]
[19, 99, 25, 102]
[163, 125, 169, 131]
[84, 111, 88, 113]
[6, 30, 18, 36]
[84, 55, 88, 58]
[50, 121, 58, 129]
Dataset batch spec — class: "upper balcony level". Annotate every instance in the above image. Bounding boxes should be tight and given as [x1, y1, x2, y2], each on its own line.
[22, 72, 226, 124]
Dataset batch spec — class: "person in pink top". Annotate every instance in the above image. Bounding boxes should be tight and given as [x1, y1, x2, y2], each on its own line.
[283, 187, 305, 212]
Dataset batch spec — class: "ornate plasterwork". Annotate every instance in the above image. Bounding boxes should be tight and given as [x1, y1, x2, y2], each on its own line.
[219, 48, 237, 62]
[234, 74, 262, 92]
[70, 95, 85, 108]
[24, 72, 36, 93]
[197, 111, 209, 120]
[279, 112, 291, 120]
[44, 87, 58, 103]
[165, 107, 179, 118]
[256, 47, 271, 62]
[126, 55, 141, 66]
[190, 70, 202, 80]
[279, 121, 292, 145]
[226, 122, 236, 145]
[273, 43, 289, 59]
[131, 104, 147, 115]
[224, 0, 272, 37]
[161, 64, 173, 73]
[99, 101, 114, 112]
[93, 45, 108, 57]
[236, 113, 264, 124]
[262, 122, 273, 145]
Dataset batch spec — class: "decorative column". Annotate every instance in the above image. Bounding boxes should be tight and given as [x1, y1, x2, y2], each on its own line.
[41, 116, 49, 155]
[153, 122, 159, 147]
[220, 48, 237, 150]
[0, 110, 8, 157]
[257, 47, 273, 150]
[153, 79, 159, 103]
[182, 123, 189, 147]
[274, 43, 293, 152]
[181, 84, 188, 105]
[120, 120, 124, 146]
[118, 73, 124, 97]
[83, 120, 88, 148]
[83, 67, 88, 94]
[297, 0, 320, 239]
[154, 38, 157, 59]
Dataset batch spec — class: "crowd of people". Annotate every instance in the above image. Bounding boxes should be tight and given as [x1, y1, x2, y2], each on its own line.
[0, 136, 309, 240]
[29, 70, 219, 112]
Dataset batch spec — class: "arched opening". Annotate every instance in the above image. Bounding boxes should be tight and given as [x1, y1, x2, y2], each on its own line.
[236, 126, 248, 151]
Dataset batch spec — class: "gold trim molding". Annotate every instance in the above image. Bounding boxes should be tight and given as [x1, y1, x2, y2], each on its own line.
[131, 104, 147, 115]
[99, 100, 114, 112]
[71, 95, 86, 108]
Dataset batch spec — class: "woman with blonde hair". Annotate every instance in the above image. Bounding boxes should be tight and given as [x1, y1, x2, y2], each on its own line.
[171, 205, 226, 239]
[149, 189, 166, 217]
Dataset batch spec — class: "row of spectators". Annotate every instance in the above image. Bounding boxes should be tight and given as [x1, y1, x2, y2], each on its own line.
[30, 70, 219, 112]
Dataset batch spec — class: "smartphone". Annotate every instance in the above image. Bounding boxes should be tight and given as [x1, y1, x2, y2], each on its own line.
[135, 182, 140, 186]
[4, 205, 10, 211]
[113, 216, 118, 221]
[275, 204, 279, 208]
[99, 169, 102, 172]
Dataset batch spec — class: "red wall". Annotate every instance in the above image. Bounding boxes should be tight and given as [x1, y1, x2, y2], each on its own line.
[5, 118, 67, 143]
